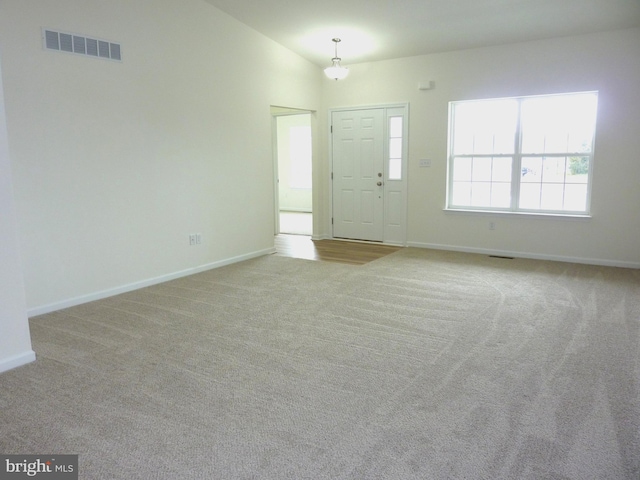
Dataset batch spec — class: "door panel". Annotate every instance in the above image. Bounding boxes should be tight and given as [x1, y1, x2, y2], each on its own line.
[361, 190, 375, 224]
[332, 109, 384, 241]
[387, 190, 403, 226]
[341, 190, 354, 222]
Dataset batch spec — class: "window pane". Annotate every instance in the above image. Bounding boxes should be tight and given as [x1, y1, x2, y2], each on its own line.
[492, 157, 512, 182]
[540, 184, 564, 210]
[564, 184, 588, 211]
[521, 93, 598, 154]
[452, 182, 472, 205]
[452, 99, 517, 155]
[519, 183, 541, 209]
[567, 94, 598, 152]
[470, 183, 491, 207]
[542, 157, 566, 183]
[471, 157, 492, 182]
[389, 117, 402, 137]
[389, 138, 402, 159]
[453, 157, 472, 181]
[451, 157, 512, 209]
[521, 157, 542, 182]
[567, 156, 589, 183]
[389, 158, 401, 180]
[491, 182, 511, 208]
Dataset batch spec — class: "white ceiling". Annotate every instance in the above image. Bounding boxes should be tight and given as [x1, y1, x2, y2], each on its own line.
[203, 0, 640, 67]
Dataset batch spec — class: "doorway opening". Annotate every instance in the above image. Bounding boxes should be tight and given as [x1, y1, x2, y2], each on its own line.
[272, 108, 313, 236]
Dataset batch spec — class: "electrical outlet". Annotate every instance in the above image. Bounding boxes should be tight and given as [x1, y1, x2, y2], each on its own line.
[196, 233, 202, 245]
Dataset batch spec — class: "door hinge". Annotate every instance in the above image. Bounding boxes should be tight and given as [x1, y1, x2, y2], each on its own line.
[331, 217, 334, 225]
[330, 125, 333, 134]
[331, 172, 333, 180]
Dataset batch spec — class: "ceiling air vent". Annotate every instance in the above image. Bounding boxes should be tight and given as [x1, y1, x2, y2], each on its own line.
[43, 28, 122, 62]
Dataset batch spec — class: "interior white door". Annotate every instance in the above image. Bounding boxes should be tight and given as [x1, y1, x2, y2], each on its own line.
[332, 109, 384, 241]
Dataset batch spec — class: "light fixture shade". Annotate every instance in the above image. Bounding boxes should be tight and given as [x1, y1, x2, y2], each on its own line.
[324, 38, 348, 80]
[324, 59, 349, 80]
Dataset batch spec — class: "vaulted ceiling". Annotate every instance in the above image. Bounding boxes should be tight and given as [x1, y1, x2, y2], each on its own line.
[203, 0, 640, 66]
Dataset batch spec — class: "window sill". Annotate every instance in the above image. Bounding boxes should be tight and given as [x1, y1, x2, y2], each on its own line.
[443, 208, 592, 220]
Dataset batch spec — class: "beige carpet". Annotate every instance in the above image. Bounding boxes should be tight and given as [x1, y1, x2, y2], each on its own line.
[1, 248, 639, 479]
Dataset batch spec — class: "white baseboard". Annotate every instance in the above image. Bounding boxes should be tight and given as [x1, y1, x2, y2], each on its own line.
[310, 234, 405, 246]
[279, 209, 312, 213]
[407, 242, 640, 269]
[0, 350, 36, 374]
[311, 233, 331, 241]
[28, 247, 276, 317]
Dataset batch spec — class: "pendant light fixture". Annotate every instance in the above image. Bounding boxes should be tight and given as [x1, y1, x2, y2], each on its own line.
[324, 38, 349, 80]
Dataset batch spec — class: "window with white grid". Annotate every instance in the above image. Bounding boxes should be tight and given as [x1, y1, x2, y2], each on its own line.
[447, 92, 598, 215]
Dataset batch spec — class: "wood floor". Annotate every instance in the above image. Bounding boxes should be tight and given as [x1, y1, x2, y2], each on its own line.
[274, 234, 403, 265]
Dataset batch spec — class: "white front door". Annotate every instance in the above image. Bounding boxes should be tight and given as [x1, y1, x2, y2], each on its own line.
[332, 109, 385, 241]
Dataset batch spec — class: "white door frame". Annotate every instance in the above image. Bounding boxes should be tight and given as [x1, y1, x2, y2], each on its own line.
[329, 103, 409, 245]
[271, 106, 315, 236]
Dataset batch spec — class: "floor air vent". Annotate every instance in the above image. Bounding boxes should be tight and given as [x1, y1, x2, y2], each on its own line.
[43, 29, 121, 62]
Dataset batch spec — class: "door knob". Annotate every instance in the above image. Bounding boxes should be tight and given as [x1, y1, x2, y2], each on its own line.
[377, 181, 383, 186]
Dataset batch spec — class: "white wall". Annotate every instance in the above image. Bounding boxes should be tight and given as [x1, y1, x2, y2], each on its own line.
[0, 0, 321, 314]
[0, 52, 35, 373]
[277, 114, 312, 212]
[321, 28, 640, 267]
[0, 1, 637, 335]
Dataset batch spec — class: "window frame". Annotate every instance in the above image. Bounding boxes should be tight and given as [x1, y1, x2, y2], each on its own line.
[446, 92, 598, 216]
